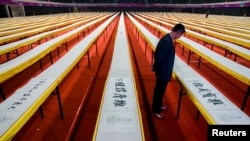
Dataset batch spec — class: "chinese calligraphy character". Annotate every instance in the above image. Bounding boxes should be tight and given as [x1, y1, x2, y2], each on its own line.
[207, 98, 224, 105]
[193, 82, 203, 87]
[198, 88, 209, 93]
[114, 99, 126, 107]
[115, 87, 127, 92]
[115, 81, 125, 87]
[113, 93, 127, 99]
[203, 92, 216, 98]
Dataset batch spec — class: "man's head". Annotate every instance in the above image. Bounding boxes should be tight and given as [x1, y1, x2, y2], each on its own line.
[170, 23, 185, 40]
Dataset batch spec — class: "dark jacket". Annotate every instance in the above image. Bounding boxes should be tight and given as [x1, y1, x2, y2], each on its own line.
[152, 34, 175, 81]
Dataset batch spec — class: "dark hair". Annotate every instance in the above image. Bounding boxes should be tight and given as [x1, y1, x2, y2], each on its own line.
[172, 23, 185, 33]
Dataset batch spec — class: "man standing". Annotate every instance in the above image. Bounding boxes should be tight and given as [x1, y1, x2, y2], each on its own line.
[205, 11, 209, 18]
[152, 23, 185, 119]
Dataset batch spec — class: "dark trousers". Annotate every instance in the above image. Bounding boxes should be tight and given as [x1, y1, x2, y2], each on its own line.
[152, 78, 168, 113]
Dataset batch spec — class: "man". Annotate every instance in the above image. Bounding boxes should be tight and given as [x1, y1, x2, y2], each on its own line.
[205, 11, 209, 18]
[152, 23, 185, 119]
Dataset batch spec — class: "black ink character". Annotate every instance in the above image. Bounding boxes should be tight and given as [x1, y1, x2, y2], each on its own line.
[113, 93, 127, 99]
[113, 100, 126, 107]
